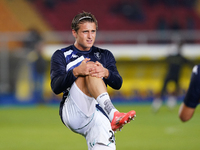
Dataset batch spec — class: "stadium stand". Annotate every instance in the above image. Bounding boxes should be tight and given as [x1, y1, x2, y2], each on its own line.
[1, 0, 200, 105]
[0, 1, 25, 32]
[0, 1, 25, 48]
[30, 0, 200, 31]
[2, 0, 52, 33]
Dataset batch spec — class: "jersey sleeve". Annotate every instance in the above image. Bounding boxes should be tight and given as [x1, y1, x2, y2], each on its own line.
[50, 50, 77, 95]
[104, 50, 122, 90]
[184, 65, 200, 108]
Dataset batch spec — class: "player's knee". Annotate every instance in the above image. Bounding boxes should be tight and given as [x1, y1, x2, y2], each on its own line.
[86, 74, 103, 81]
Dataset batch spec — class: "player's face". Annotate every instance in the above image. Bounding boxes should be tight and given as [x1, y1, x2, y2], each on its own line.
[73, 22, 96, 51]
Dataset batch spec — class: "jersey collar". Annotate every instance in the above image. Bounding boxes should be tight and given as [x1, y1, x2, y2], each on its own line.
[72, 45, 93, 54]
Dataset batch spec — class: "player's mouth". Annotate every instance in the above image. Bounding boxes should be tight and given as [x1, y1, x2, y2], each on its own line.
[87, 40, 93, 44]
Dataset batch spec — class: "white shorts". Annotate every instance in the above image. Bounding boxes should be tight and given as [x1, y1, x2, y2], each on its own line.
[61, 83, 116, 150]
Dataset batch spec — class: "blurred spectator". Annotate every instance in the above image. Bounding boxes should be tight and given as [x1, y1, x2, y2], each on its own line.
[162, 0, 196, 8]
[156, 16, 169, 43]
[156, 16, 168, 31]
[185, 16, 195, 43]
[146, 0, 159, 6]
[182, 0, 197, 8]
[170, 17, 182, 30]
[186, 16, 195, 30]
[152, 40, 194, 112]
[111, 0, 145, 22]
[24, 29, 47, 104]
[44, 0, 57, 9]
[28, 41, 47, 104]
[163, 0, 179, 7]
[33, 42, 47, 104]
[23, 28, 43, 52]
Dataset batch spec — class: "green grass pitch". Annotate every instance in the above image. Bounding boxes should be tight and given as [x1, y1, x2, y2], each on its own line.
[0, 104, 200, 150]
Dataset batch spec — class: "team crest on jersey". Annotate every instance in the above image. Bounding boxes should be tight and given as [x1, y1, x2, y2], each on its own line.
[94, 52, 101, 60]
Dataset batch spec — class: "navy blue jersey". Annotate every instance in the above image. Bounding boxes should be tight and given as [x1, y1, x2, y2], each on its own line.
[184, 64, 200, 108]
[50, 45, 122, 96]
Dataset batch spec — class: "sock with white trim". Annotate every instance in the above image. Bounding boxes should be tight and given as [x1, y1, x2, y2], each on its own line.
[96, 92, 118, 122]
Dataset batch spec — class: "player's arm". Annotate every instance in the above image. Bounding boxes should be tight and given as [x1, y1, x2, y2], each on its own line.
[50, 50, 77, 94]
[179, 65, 200, 122]
[86, 50, 122, 89]
[179, 103, 195, 122]
[104, 50, 122, 90]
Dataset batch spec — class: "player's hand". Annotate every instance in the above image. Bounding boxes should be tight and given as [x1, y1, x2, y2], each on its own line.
[73, 58, 95, 77]
[89, 61, 109, 78]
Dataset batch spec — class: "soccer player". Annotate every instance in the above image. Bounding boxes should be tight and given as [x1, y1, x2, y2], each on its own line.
[152, 41, 194, 112]
[179, 64, 200, 122]
[50, 12, 136, 150]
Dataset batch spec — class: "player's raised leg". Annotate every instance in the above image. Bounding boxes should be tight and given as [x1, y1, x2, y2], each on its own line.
[85, 75, 136, 131]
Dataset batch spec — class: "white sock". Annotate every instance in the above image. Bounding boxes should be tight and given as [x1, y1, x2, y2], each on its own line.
[96, 92, 118, 122]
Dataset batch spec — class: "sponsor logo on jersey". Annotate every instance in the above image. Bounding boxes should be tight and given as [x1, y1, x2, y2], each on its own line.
[72, 54, 78, 58]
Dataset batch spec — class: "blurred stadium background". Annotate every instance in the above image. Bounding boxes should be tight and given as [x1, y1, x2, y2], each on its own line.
[1, 0, 200, 105]
[1, 0, 200, 150]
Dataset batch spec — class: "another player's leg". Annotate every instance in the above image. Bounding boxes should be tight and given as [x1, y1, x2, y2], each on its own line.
[86, 76, 136, 131]
[152, 78, 168, 112]
[152, 94, 162, 113]
[166, 81, 178, 110]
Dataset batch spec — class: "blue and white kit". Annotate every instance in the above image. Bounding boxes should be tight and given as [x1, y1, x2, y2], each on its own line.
[50, 45, 122, 149]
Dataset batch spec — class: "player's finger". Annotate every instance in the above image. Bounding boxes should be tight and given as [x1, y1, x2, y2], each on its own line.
[89, 68, 95, 74]
[90, 72, 102, 78]
[83, 58, 90, 63]
[95, 61, 102, 66]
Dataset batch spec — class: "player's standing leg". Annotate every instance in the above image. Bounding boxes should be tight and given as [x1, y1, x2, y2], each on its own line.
[61, 81, 116, 150]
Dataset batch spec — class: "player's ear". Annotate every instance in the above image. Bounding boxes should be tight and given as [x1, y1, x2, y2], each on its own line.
[72, 30, 77, 38]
